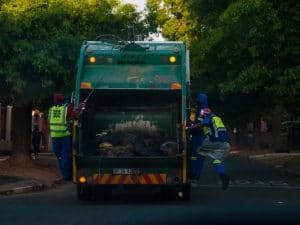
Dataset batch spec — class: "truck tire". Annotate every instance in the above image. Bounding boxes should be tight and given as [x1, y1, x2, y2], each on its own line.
[160, 186, 173, 200]
[77, 184, 92, 201]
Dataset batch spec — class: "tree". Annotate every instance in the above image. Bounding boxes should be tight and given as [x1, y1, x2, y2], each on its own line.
[0, 0, 146, 162]
[189, 0, 300, 149]
[145, 0, 300, 149]
[145, 0, 196, 44]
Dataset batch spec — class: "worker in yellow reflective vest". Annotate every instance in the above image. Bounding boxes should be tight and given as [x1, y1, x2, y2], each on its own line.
[48, 93, 76, 181]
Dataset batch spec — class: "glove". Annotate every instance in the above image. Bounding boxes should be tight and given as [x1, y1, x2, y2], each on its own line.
[77, 101, 86, 115]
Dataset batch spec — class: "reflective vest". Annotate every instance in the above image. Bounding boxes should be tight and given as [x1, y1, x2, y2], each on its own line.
[211, 116, 227, 138]
[208, 115, 229, 142]
[49, 105, 71, 138]
[196, 116, 210, 135]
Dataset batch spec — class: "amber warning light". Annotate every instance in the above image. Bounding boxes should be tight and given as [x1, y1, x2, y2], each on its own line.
[79, 176, 87, 183]
[89, 56, 96, 63]
[169, 56, 176, 63]
[171, 82, 181, 89]
[80, 82, 92, 89]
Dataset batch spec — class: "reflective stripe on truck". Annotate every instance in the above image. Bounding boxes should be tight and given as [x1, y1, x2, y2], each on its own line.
[93, 174, 167, 185]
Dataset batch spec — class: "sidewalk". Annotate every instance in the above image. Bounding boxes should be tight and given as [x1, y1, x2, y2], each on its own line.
[230, 147, 300, 176]
[0, 152, 64, 196]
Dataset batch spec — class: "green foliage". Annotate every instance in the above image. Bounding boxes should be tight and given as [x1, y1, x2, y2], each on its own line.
[145, 0, 195, 44]
[189, 0, 300, 124]
[145, 0, 299, 125]
[0, 0, 145, 106]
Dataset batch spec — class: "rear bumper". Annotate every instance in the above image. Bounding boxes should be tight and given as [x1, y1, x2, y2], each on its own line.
[75, 155, 186, 186]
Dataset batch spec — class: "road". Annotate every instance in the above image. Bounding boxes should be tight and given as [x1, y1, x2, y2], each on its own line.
[1, 154, 300, 225]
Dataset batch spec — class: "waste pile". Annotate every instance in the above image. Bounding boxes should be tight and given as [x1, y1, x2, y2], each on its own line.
[85, 129, 179, 157]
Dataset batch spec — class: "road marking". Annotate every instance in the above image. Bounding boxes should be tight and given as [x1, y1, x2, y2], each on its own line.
[194, 179, 300, 189]
[269, 180, 289, 186]
[194, 184, 300, 189]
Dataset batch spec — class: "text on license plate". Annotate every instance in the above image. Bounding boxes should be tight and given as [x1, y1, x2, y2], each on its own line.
[112, 168, 140, 175]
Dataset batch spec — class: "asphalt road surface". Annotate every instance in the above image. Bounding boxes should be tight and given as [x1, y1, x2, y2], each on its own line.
[1, 155, 299, 225]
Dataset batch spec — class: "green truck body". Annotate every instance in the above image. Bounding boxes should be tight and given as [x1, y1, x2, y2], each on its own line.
[73, 40, 191, 200]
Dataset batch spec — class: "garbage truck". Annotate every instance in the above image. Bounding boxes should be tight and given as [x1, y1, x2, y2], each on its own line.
[72, 38, 191, 200]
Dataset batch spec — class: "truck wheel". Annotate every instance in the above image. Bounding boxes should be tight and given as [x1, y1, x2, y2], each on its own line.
[96, 187, 112, 200]
[77, 184, 91, 201]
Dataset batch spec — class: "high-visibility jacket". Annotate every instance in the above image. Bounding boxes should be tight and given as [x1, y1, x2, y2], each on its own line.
[202, 114, 229, 142]
[49, 105, 71, 138]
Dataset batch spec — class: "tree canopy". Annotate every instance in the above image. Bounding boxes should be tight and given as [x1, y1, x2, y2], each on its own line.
[0, 0, 299, 154]
[0, 0, 145, 157]
[0, 0, 144, 106]
[146, 0, 300, 122]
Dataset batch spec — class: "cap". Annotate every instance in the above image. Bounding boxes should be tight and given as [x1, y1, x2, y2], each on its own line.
[54, 93, 64, 103]
[200, 108, 212, 117]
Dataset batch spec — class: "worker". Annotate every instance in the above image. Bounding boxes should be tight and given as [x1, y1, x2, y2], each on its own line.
[48, 93, 76, 181]
[188, 93, 208, 180]
[198, 107, 231, 190]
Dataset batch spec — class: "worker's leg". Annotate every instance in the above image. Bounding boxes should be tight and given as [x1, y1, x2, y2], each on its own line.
[200, 139, 231, 190]
[51, 137, 65, 177]
[51, 137, 62, 159]
[190, 154, 205, 179]
[33, 144, 39, 158]
[211, 142, 230, 174]
[189, 134, 205, 179]
[60, 135, 72, 180]
[212, 159, 226, 174]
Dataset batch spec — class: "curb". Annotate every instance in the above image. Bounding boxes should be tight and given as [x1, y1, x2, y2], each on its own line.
[249, 153, 300, 159]
[0, 180, 45, 196]
[0, 178, 71, 196]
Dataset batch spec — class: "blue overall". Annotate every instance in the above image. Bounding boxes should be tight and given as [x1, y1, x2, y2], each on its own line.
[189, 93, 208, 179]
[189, 127, 206, 179]
[51, 136, 72, 180]
[200, 113, 230, 175]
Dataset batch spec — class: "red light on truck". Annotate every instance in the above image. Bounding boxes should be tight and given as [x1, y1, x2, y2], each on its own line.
[161, 57, 168, 63]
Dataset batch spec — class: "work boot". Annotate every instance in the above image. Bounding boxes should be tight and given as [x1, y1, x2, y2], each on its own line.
[219, 173, 230, 190]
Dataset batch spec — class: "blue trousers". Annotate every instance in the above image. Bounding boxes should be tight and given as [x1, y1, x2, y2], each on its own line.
[51, 135, 72, 180]
[190, 134, 227, 178]
[189, 133, 205, 178]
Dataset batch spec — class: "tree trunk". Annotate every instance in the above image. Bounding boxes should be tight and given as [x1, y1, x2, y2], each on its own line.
[240, 124, 248, 147]
[9, 103, 33, 165]
[271, 105, 284, 152]
[253, 119, 261, 150]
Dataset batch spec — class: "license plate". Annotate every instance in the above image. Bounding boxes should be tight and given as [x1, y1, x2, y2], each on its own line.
[113, 168, 140, 175]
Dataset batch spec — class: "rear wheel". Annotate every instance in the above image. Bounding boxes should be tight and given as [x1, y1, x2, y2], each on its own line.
[77, 184, 92, 201]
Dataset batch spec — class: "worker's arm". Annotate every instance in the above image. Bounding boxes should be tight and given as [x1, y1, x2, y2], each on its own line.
[186, 120, 203, 132]
[67, 104, 79, 119]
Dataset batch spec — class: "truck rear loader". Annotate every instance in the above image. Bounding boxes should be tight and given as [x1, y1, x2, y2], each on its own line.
[72, 39, 191, 200]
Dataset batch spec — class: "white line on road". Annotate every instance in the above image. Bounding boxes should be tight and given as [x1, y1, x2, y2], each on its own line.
[194, 184, 300, 189]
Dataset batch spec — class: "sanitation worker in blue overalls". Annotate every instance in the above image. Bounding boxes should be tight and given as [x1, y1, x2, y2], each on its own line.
[188, 93, 230, 190]
[188, 93, 208, 180]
